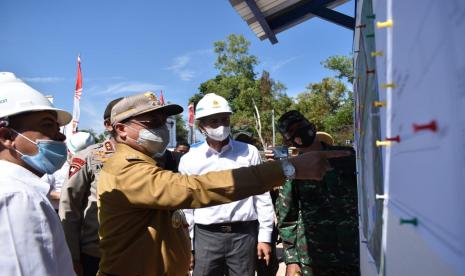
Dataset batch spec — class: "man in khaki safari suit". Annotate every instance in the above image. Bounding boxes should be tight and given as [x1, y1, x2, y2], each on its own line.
[97, 91, 349, 276]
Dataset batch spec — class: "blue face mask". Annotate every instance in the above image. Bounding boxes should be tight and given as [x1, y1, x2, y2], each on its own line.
[12, 130, 68, 174]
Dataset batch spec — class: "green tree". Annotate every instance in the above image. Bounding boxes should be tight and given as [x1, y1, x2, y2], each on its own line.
[189, 34, 292, 149]
[231, 70, 292, 148]
[78, 128, 102, 143]
[97, 132, 106, 143]
[214, 34, 258, 80]
[322, 54, 354, 83]
[174, 114, 188, 143]
[189, 35, 354, 146]
[293, 55, 354, 145]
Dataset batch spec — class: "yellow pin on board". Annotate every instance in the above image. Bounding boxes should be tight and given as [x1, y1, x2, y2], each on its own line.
[376, 20, 393, 28]
[376, 140, 392, 147]
[382, 83, 396, 88]
[371, 51, 384, 57]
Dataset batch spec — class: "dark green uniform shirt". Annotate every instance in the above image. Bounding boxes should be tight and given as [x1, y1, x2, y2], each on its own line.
[276, 145, 359, 275]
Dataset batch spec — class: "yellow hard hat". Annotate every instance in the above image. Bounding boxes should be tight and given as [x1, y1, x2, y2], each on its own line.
[316, 131, 334, 145]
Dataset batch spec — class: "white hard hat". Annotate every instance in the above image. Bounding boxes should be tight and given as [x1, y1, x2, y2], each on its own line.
[195, 93, 232, 120]
[0, 72, 72, 126]
[66, 131, 95, 154]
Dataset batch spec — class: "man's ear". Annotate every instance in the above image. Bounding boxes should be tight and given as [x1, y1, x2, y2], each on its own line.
[196, 121, 206, 135]
[0, 128, 15, 149]
[114, 123, 127, 139]
[103, 119, 114, 132]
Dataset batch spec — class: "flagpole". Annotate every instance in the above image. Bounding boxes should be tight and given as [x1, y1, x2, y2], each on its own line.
[67, 54, 83, 137]
[191, 125, 194, 144]
[188, 103, 195, 144]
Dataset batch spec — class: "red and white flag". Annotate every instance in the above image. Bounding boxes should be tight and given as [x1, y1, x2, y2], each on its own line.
[159, 90, 165, 105]
[188, 103, 195, 127]
[71, 55, 83, 133]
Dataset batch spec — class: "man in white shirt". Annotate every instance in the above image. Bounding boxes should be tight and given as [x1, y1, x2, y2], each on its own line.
[0, 72, 75, 275]
[181, 93, 275, 276]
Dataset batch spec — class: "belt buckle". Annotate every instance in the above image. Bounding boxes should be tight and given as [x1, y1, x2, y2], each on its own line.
[220, 225, 232, 233]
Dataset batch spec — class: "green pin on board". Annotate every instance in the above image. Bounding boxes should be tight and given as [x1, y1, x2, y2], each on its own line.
[400, 218, 418, 226]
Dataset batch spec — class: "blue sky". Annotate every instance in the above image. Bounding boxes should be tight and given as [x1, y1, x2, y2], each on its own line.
[0, 1, 354, 134]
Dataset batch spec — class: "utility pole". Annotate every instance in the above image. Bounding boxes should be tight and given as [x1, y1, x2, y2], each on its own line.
[252, 99, 266, 150]
[272, 109, 275, 147]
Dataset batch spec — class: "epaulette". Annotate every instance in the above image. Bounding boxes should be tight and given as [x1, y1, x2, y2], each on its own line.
[103, 140, 115, 153]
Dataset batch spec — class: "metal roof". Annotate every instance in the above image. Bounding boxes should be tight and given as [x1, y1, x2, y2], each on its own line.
[229, 0, 354, 44]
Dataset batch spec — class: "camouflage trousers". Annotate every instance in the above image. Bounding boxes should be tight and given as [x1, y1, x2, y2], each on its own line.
[300, 264, 359, 276]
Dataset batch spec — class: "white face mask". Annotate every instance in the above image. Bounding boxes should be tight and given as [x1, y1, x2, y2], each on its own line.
[204, 126, 231, 142]
[126, 124, 170, 157]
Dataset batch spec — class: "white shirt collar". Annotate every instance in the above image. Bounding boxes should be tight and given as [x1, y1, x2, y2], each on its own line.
[204, 138, 234, 157]
[0, 160, 51, 196]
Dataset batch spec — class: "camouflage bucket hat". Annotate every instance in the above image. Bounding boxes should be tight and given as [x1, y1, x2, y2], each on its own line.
[277, 110, 313, 134]
[111, 92, 183, 124]
[232, 125, 254, 140]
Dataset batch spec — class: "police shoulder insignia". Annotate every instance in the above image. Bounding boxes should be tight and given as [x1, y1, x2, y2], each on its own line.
[104, 141, 115, 152]
[69, 157, 86, 177]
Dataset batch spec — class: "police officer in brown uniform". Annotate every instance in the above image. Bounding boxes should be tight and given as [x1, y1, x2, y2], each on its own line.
[97, 92, 349, 276]
[59, 97, 122, 276]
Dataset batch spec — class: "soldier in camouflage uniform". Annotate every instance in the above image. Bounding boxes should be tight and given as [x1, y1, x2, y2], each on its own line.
[59, 97, 122, 276]
[275, 110, 359, 276]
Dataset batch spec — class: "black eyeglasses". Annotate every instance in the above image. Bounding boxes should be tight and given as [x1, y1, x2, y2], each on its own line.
[129, 118, 166, 129]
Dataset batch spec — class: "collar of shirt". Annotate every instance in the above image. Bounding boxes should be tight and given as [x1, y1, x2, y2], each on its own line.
[203, 138, 234, 158]
[115, 143, 156, 165]
[0, 160, 51, 196]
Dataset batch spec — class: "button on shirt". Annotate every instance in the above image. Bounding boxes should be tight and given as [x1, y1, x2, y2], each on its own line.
[180, 140, 275, 243]
[0, 160, 75, 276]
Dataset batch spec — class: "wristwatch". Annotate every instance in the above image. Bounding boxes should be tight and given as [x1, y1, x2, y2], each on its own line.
[280, 158, 296, 179]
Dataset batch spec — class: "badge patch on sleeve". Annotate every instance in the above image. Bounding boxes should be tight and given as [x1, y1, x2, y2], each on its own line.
[104, 141, 115, 152]
[69, 157, 86, 177]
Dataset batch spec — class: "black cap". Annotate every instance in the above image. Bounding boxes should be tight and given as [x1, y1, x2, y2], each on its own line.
[103, 97, 124, 120]
[277, 110, 312, 134]
[232, 125, 254, 140]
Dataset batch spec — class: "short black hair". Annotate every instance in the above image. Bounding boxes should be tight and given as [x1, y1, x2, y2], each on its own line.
[176, 141, 190, 148]
[103, 97, 124, 120]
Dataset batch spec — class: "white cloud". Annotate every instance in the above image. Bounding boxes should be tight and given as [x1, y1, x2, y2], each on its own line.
[166, 49, 213, 81]
[270, 57, 299, 72]
[21, 76, 64, 83]
[168, 56, 191, 70]
[91, 82, 165, 95]
[167, 55, 195, 81]
[178, 71, 195, 81]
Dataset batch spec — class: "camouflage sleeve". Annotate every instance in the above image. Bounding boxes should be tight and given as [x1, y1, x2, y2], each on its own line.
[58, 148, 93, 261]
[276, 179, 301, 264]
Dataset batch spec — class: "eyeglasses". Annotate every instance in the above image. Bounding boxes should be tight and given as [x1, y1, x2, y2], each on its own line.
[129, 118, 166, 129]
